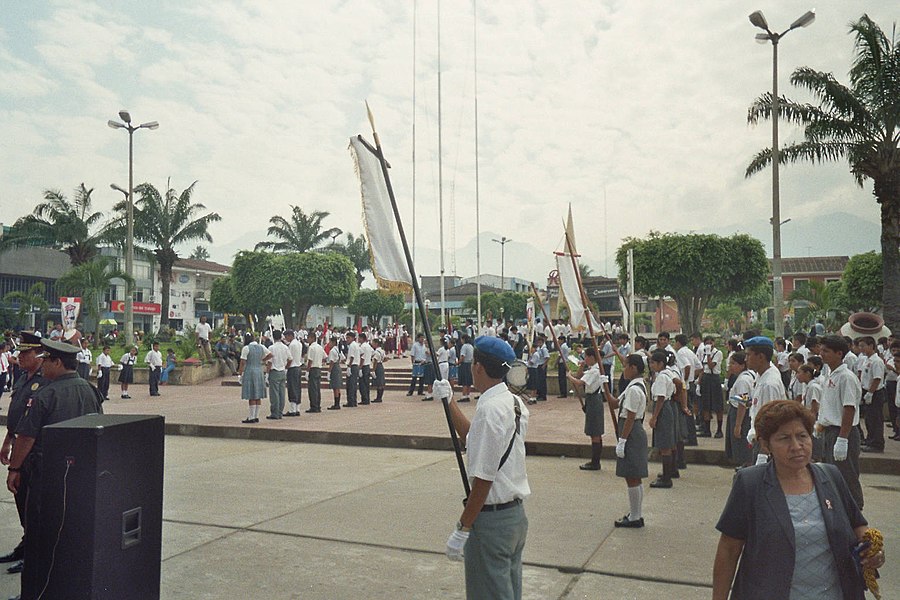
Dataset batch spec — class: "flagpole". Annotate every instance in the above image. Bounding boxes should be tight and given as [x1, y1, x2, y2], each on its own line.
[531, 282, 582, 410]
[627, 248, 635, 343]
[473, 0, 482, 331]
[411, 0, 417, 338]
[361, 107, 471, 498]
[563, 229, 619, 437]
[437, 0, 447, 331]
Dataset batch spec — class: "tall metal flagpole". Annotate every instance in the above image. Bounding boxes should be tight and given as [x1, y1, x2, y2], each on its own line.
[474, 0, 482, 331]
[627, 248, 635, 343]
[437, 0, 447, 331]
[361, 107, 471, 498]
[411, 0, 417, 337]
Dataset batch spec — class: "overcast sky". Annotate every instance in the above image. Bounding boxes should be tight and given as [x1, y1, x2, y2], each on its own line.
[0, 1, 890, 279]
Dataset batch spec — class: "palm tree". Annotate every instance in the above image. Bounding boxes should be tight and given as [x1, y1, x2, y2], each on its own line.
[190, 245, 210, 260]
[115, 180, 221, 330]
[3, 282, 50, 328]
[746, 14, 900, 332]
[254, 206, 341, 253]
[0, 184, 111, 265]
[578, 262, 594, 279]
[330, 232, 371, 288]
[56, 258, 132, 333]
[788, 280, 846, 331]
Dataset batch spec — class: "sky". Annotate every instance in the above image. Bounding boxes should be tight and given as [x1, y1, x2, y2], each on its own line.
[0, 1, 891, 283]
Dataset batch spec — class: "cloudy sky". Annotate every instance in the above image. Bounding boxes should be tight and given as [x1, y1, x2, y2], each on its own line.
[0, 1, 890, 282]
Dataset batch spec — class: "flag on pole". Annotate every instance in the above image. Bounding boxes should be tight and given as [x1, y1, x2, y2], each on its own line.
[349, 137, 413, 292]
[555, 255, 602, 333]
[565, 204, 577, 255]
[60, 296, 81, 332]
[526, 296, 535, 353]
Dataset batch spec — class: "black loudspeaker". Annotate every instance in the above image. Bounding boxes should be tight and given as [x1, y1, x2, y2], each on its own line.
[30, 414, 165, 600]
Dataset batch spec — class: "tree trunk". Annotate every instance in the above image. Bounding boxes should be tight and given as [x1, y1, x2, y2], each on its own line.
[160, 262, 172, 331]
[878, 180, 900, 333]
[281, 303, 294, 330]
[295, 303, 312, 330]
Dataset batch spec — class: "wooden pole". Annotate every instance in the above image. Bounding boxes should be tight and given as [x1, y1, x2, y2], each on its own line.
[531, 282, 583, 410]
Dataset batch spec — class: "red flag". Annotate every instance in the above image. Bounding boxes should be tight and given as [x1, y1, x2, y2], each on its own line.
[356, 317, 362, 333]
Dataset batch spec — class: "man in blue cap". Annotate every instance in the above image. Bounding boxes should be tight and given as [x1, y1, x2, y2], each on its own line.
[743, 336, 788, 464]
[438, 336, 530, 600]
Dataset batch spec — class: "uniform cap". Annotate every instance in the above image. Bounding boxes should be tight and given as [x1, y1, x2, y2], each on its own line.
[18, 331, 42, 350]
[37, 338, 81, 359]
[743, 336, 774, 349]
[473, 336, 516, 364]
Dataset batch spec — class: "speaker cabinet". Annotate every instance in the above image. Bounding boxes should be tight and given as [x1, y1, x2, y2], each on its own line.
[28, 414, 165, 599]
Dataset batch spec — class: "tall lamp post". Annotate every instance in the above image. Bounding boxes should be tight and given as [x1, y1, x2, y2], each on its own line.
[108, 111, 158, 344]
[749, 9, 814, 336]
[491, 236, 511, 291]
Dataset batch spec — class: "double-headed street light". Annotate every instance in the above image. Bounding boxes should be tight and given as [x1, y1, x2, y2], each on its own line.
[491, 236, 512, 291]
[108, 111, 158, 344]
[749, 9, 814, 336]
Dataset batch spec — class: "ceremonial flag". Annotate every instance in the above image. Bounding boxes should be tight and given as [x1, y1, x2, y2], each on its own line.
[526, 296, 535, 353]
[555, 255, 602, 333]
[565, 204, 577, 255]
[60, 296, 81, 332]
[349, 137, 413, 292]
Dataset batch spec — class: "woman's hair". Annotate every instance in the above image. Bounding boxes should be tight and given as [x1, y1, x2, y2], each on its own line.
[754, 400, 814, 441]
[650, 349, 675, 366]
[806, 355, 823, 375]
[798, 364, 817, 379]
[788, 352, 804, 364]
[625, 353, 645, 375]
[730, 351, 747, 367]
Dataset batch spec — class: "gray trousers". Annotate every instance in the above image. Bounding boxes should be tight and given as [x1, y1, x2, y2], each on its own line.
[269, 369, 287, 417]
[346, 365, 359, 406]
[287, 366, 302, 404]
[822, 426, 864, 510]
[360, 365, 371, 403]
[863, 389, 885, 450]
[307, 367, 321, 410]
[465, 503, 528, 600]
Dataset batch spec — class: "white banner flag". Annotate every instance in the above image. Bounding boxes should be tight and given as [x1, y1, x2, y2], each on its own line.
[349, 137, 413, 291]
[526, 297, 535, 352]
[555, 255, 602, 333]
[60, 296, 81, 332]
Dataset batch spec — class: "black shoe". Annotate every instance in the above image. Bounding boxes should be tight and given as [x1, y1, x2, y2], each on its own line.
[579, 462, 601, 471]
[406, 391, 413, 396]
[305, 408, 321, 413]
[614, 515, 645, 528]
[0, 549, 22, 563]
[283, 412, 300, 417]
[677, 462, 687, 470]
[327, 405, 340, 410]
[697, 431, 712, 438]
[241, 418, 259, 424]
[714, 431, 723, 439]
[650, 477, 673, 489]
[343, 403, 357, 407]
[372, 399, 382, 403]
[421, 397, 433, 402]
[861, 445, 884, 453]
[458, 397, 470, 403]
[658, 471, 680, 479]
[265, 415, 282, 420]
[360, 401, 370, 405]
[6, 560, 23, 574]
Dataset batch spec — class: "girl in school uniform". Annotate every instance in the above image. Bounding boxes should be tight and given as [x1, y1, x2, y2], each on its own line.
[327, 335, 343, 410]
[118, 346, 138, 399]
[648, 350, 679, 488]
[371, 338, 387, 403]
[797, 361, 824, 461]
[787, 352, 806, 402]
[605, 354, 649, 527]
[726, 351, 756, 468]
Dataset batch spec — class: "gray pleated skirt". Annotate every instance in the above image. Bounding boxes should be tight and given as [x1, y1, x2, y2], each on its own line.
[652, 400, 677, 450]
[725, 404, 753, 465]
[584, 391, 605, 437]
[329, 363, 343, 390]
[241, 367, 267, 400]
[616, 417, 649, 479]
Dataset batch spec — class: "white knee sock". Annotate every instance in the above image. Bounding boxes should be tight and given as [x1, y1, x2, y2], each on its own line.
[290, 402, 299, 413]
[247, 405, 255, 419]
[628, 485, 643, 521]
[251, 405, 260, 419]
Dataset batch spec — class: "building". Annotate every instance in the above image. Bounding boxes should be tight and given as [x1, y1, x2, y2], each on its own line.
[100, 247, 160, 333]
[771, 256, 848, 297]
[0, 246, 69, 330]
[158, 258, 230, 331]
[460, 274, 531, 293]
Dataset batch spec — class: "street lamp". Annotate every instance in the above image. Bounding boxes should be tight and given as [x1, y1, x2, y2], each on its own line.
[108, 111, 158, 344]
[749, 9, 814, 336]
[491, 236, 511, 291]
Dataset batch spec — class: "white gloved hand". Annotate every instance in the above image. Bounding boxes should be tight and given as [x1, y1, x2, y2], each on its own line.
[118, 364, 124, 371]
[755, 453, 769, 466]
[746, 429, 757, 445]
[862, 391, 873, 405]
[615, 438, 627, 459]
[446, 528, 469, 561]
[598, 375, 609, 386]
[238, 374, 243, 384]
[433, 379, 453, 401]
[833, 436, 849, 461]
[97, 369, 103, 379]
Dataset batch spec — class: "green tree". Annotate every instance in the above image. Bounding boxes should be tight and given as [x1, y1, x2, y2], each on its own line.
[254, 206, 341, 253]
[841, 251, 882, 311]
[746, 15, 900, 332]
[190, 245, 210, 260]
[56, 258, 132, 333]
[464, 292, 528, 322]
[465, 292, 501, 320]
[209, 275, 248, 323]
[1, 184, 111, 265]
[115, 180, 221, 330]
[330, 232, 372, 288]
[2, 282, 50, 328]
[347, 289, 404, 326]
[616, 233, 769, 336]
[230, 251, 284, 328]
[578, 262, 594, 279]
[788, 280, 847, 329]
[706, 303, 743, 335]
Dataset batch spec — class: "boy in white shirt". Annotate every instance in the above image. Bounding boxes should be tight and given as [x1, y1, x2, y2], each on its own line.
[145, 342, 163, 397]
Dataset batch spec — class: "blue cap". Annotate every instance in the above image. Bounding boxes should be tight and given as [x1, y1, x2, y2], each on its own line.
[474, 336, 516, 363]
[743, 335, 774, 349]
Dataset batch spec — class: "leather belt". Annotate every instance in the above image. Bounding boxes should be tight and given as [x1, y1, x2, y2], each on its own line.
[481, 498, 522, 512]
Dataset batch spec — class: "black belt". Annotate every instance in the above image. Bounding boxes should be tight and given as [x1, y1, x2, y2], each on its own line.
[481, 498, 522, 512]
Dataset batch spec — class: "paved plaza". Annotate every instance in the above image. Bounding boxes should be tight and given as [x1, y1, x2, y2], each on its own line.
[0, 379, 896, 598]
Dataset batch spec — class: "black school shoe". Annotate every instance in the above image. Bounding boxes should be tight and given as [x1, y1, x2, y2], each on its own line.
[649, 477, 673, 489]
[0, 549, 22, 563]
[579, 462, 601, 471]
[614, 515, 644, 528]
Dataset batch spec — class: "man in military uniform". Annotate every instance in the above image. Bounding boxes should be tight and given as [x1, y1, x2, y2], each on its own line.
[0, 333, 45, 575]
[6, 339, 103, 600]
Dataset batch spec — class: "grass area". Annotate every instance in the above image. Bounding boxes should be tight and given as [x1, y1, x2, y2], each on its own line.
[96, 342, 208, 367]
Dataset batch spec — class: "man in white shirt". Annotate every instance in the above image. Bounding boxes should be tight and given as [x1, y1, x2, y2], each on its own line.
[305, 331, 325, 413]
[76, 339, 92, 380]
[818, 335, 864, 509]
[858, 336, 886, 452]
[267, 330, 292, 419]
[792, 332, 810, 361]
[673, 334, 700, 443]
[195, 316, 213, 362]
[556, 337, 570, 398]
[96, 345, 114, 400]
[344, 332, 360, 407]
[145, 342, 163, 397]
[744, 336, 787, 461]
[284, 330, 305, 416]
[407, 334, 428, 396]
[698, 336, 725, 438]
[889, 340, 900, 441]
[358, 332, 373, 405]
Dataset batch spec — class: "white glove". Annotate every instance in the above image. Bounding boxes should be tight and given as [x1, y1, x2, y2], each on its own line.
[446, 528, 469, 561]
[433, 379, 453, 401]
[238, 374, 243, 384]
[118, 364, 124, 371]
[862, 391, 873, 405]
[833, 436, 849, 461]
[598, 375, 609, 386]
[97, 370, 103, 379]
[755, 453, 769, 466]
[615, 438, 627, 459]
[746, 429, 757, 445]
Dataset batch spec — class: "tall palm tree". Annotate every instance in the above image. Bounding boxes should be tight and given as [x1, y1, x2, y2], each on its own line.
[746, 14, 900, 331]
[788, 280, 846, 330]
[254, 206, 341, 253]
[3, 282, 49, 328]
[115, 180, 221, 330]
[330, 232, 371, 288]
[56, 258, 131, 333]
[0, 184, 111, 265]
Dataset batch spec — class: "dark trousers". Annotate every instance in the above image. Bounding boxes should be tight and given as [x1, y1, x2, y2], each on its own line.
[346, 365, 359, 406]
[307, 367, 321, 410]
[887, 380, 898, 431]
[536, 365, 547, 400]
[863, 389, 886, 450]
[98, 366, 111, 399]
[822, 426, 864, 510]
[557, 361, 567, 396]
[287, 366, 302, 404]
[149, 366, 160, 395]
[360, 365, 371, 403]
[408, 375, 424, 394]
[76, 363, 90, 379]
[12, 468, 28, 553]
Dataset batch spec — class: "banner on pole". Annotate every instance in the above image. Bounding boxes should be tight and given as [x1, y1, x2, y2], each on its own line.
[60, 296, 81, 332]
[555, 255, 602, 333]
